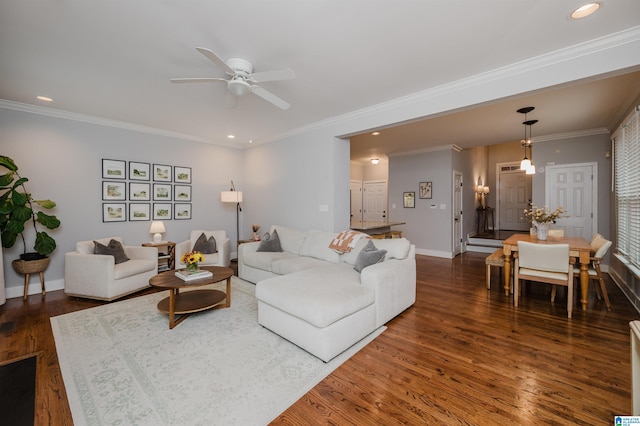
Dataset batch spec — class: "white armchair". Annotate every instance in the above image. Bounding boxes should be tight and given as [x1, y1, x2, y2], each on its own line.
[64, 237, 158, 301]
[175, 230, 231, 268]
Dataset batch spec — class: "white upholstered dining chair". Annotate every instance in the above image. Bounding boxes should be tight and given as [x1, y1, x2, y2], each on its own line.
[573, 235, 612, 311]
[514, 241, 574, 318]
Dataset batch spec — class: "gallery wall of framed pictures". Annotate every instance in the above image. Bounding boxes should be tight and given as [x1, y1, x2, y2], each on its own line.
[101, 159, 192, 222]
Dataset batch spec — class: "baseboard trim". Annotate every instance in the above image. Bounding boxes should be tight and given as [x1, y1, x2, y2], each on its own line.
[5, 278, 65, 300]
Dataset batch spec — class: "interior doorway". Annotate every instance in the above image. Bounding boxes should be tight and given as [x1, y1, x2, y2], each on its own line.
[363, 180, 388, 222]
[545, 162, 597, 238]
[497, 162, 532, 231]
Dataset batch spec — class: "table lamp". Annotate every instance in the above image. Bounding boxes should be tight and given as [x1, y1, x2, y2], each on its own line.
[149, 221, 166, 243]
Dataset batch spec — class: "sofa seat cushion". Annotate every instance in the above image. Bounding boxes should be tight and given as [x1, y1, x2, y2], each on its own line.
[114, 258, 156, 280]
[271, 256, 329, 275]
[256, 265, 373, 328]
[243, 251, 299, 272]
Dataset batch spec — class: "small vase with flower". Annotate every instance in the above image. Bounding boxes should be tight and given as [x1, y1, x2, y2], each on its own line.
[524, 205, 566, 241]
[181, 250, 204, 274]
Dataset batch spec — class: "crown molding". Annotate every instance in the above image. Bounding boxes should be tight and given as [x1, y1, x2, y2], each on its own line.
[0, 99, 242, 149]
[388, 144, 462, 158]
[533, 127, 610, 143]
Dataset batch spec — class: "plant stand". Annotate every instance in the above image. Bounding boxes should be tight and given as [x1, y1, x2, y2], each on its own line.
[12, 257, 50, 300]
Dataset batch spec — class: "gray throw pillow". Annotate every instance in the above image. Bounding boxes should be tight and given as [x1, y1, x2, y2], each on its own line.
[94, 239, 130, 264]
[354, 240, 387, 273]
[257, 229, 283, 252]
[193, 232, 217, 254]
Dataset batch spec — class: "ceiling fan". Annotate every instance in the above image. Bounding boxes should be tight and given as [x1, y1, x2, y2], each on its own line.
[171, 47, 295, 110]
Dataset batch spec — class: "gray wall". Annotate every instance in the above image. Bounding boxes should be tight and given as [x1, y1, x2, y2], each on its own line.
[531, 133, 611, 238]
[388, 148, 454, 257]
[1, 108, 243, 294]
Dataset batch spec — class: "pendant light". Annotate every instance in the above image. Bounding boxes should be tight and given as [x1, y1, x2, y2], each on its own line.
[517, 107, 537, 174]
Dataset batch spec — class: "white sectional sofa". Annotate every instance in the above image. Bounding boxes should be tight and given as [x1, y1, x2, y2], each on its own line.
[238, 225, 416, 362]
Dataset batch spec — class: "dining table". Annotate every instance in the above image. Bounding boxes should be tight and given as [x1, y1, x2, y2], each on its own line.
[502, 233, 592, 310]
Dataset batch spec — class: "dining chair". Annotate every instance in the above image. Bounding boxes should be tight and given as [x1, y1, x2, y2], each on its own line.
[548, 229, 564, 237]
[514, 241, 574, 318]
[573, 235, 612, 310]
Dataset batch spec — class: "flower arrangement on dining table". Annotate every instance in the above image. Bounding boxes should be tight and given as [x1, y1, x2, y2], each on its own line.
[524, 205, 566, 224]
[180, 250, 205, 274]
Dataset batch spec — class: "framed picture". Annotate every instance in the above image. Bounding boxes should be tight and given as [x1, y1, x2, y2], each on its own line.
[129, 182, 150, 201]
[403, 191, 415, 208]
[102, 159, 126, 179]
[103, 203, 126, 222]
[174, 185, 191, 202]
[419, 181, 432, 199]
[102, 181, 126, 201]
[153, 164, 172, 182]
[174, 166, 192, 184]
[129, 161, 150, 181]
[129, 203, 150, 221]
[153, 203, 172, 220]
[153, 183, 172, 201]
[174, 203, 192, 220]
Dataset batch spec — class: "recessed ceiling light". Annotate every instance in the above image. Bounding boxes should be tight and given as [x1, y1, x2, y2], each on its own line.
[36, 95, 53, 102]
[372, 132, 380, 136]
[570, 2, 601, 19]
[227, 134, 235, 139]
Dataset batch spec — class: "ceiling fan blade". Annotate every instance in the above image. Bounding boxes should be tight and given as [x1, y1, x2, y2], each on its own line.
[195, 47, 233, 74]
[251, 85, 290, 110]
[170, 78, 227, 84]
[250, 68, 295, 83]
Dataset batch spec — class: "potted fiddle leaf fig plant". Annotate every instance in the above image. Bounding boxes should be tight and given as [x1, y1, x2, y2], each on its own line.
[0, 155, 61, 262]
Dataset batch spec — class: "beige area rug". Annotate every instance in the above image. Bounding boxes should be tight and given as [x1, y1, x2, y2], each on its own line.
[51, 277, 385, 425]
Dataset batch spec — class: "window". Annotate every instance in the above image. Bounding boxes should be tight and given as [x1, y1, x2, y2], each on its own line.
[614, 106, 640, 272]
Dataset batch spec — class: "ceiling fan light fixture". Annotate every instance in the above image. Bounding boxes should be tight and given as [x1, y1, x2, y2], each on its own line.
[371, 158, 380, 165]
[227, 79, 251, 97]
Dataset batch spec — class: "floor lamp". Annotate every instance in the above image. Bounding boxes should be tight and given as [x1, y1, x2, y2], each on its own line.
[221, 181, 243, 262]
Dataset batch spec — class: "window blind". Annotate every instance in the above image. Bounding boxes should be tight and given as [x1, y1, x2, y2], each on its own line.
[614, 106, 640, 270]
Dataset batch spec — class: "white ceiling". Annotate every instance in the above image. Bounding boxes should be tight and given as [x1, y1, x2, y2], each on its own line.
[1, 1, 640, 162]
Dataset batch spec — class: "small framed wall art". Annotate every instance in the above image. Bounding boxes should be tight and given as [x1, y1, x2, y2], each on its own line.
[419, 181, 432, 199]
[129, 161, 150, 181]
[403, 191, 415, 208]
[102, 159, 126, 180]
[129, 182, 150, 201]
[102, 181, 126, 201]
[103, 203, 126, 222]
[174, 203, 192, 220]
[153, 203, 172, 220]
[174, 166, 192, 184]
[174, 185, 191, 202]
[153, 183, 172, 201]
[129, 203, 151, 221]
[153, 164, 172, 182]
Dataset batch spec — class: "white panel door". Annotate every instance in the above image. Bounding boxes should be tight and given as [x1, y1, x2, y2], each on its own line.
[350, 180, 362, 221]
[498, 164, 531, 231]
[545, 163, 596, 239]
[363, 180, 388, 222]
[453, 171, 463, 256]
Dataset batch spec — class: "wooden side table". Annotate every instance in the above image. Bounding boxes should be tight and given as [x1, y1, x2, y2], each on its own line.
[142, 241, 176, 272]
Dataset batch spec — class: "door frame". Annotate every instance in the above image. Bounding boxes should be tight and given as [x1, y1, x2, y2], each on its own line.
[545, 162, 598, 238]
[453, 170, 464, 255]
[495, 161, 531, 231]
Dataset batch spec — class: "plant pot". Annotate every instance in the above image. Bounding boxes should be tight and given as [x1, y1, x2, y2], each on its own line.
[20, 252, 47, 261]
[12, 256, 50, 274]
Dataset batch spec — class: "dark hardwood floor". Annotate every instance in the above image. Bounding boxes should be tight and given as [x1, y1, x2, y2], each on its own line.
[1, 253, 638, 425]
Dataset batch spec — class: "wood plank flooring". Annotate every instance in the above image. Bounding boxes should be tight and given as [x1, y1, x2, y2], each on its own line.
[1, 252, 638, 425]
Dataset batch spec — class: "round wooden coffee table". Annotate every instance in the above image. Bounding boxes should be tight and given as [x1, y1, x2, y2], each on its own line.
[149, 266, 233, 329]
